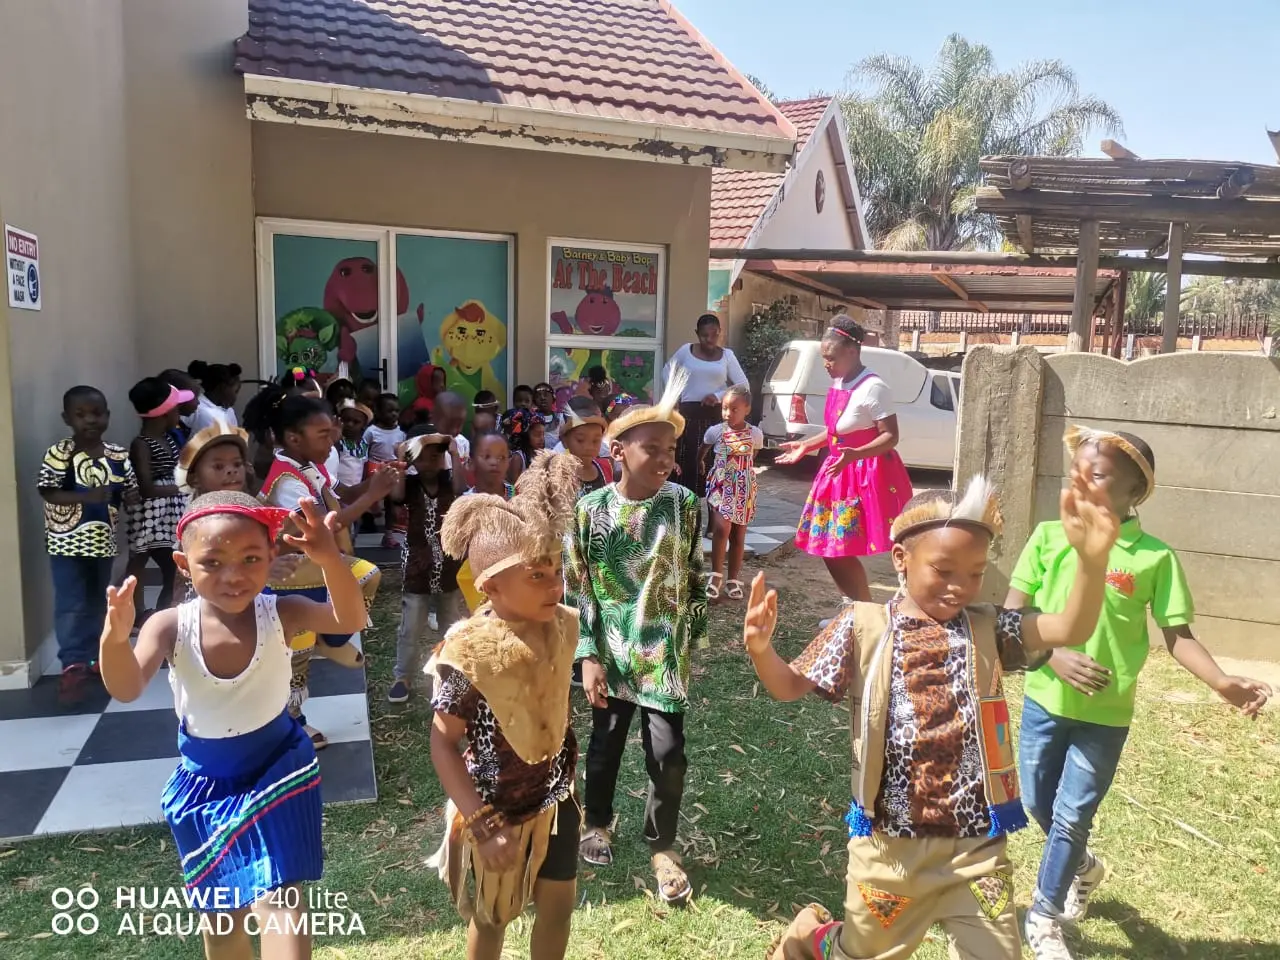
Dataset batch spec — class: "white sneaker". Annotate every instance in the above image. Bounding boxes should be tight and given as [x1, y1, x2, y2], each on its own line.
[1062, 851, 1107, 923]
[1024, 910, 1075, 960]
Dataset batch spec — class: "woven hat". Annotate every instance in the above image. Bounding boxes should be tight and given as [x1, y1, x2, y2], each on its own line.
[1063, 424, 1156, 504]
[440, 451, 579, 589]
[890, 475, 1004, 544]
[605, 368, 687, 442]
[175, 416, 250, 494]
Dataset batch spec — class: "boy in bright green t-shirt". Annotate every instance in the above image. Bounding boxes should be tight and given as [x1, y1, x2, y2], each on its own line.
[1007, 425, 1271, 960]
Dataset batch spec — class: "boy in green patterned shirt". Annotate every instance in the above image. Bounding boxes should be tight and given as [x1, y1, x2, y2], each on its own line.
[569, 375, 707, 905]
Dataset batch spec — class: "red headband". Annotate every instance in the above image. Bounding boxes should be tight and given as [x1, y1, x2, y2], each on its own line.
[827, 326, 862, 343]
[175, 504, 292, 542]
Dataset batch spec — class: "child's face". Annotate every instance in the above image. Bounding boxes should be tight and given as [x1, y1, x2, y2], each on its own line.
[284, 413, 335, 465]
[211, 377, 242, 409]
[820, 338, 859, 380]
[340, 409, 369, 441]
[563, 424, 604, 463]
[64, 394, 109, 445]
[1073, 443, 1140, 518]
[192, 443, 247, 494]
[357, 383, 381, 408]
[534, 385, 556, 413]
[175, 515, 275, 614]
[891, 526, 990, 622]
[473, 435, 510, 482]
[472, 411, 497, 436]
[722, 395, 749, 426]
[411, 444, 447, 480]
[376, 399, 400, 427]
[486, 556, 564, 623]
[529, 422, 546, 451]
[514, 390, 533, 410]
[611, 423, 676, 495]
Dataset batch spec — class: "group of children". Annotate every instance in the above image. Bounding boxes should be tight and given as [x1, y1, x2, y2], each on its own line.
[38, 343, 1266, 960]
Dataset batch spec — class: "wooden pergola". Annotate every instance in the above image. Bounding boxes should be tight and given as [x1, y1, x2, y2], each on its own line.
[976, 146, 1280, 353]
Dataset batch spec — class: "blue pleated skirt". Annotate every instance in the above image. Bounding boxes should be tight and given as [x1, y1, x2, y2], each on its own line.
[161, 709, 323, 911]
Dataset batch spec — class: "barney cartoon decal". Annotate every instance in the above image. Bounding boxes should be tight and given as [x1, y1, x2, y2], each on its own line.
[324, 257, 411, 373]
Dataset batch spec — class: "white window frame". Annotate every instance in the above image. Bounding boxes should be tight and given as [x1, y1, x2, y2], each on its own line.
[544, 237, 667, 394]
[256, 217, 515, 393]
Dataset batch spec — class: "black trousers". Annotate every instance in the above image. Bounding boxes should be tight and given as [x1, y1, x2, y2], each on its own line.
[583, 698, 686, 853]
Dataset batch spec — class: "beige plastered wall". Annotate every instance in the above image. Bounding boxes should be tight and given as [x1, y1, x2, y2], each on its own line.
[958, 346, 1280, 659]
[0, 0, 255, 680]
[722, 271, 867, 349]
[251, 123, 712, 383]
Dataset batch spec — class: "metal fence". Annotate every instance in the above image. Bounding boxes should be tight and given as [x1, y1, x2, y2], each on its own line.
[898, 311, 1273, 339]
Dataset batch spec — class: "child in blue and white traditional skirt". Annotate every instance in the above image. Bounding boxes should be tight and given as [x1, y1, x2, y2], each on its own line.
[99, 491, 368, 959]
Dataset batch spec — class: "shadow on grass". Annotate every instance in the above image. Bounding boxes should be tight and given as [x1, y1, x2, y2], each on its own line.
[1076, 901, 1280, 960]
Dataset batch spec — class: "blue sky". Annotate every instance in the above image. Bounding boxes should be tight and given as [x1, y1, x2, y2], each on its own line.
[678, 0, 1279, 164]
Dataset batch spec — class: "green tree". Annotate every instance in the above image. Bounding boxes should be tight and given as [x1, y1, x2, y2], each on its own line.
[1125, 272, 1166, 323]
[842, 35, 1123, 250]
[745, 73, 779, 104]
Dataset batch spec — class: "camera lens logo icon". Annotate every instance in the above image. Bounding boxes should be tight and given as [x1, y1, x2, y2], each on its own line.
[51, 887, 100, 935]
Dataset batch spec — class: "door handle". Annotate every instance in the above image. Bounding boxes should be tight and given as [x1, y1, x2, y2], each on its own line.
[375, 359, 389, 390]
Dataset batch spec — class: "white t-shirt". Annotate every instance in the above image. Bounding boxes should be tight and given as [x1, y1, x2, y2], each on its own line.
[833, 371, 893, 434]
[702, 422, 764, 453]
[261, 454, 330, 512]
[189, 394, 238, 434]
[336, 442, 368, 489]
[364, 424, 406, 463]
[664, 344, 749, 403]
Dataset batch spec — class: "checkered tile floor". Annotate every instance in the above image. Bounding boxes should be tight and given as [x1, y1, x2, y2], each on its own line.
[0, 587, 376, 843]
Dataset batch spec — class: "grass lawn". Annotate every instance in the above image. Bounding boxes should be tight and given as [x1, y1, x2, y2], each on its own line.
[2, 549, 1278, 959]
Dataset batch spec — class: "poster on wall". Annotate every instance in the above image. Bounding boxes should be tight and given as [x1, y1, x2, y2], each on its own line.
[549, 243, 661, 340]
[396, 234, 510, 416]
[5, 225, 41, 311]
[548, 341, 657, 407]
[271, 235, 384, 385]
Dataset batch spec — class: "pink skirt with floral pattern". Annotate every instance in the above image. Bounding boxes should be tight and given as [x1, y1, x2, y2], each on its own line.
[795, 441, 912, 559]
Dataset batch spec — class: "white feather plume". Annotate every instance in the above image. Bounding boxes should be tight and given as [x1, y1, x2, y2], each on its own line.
[951, 474, 995, 523]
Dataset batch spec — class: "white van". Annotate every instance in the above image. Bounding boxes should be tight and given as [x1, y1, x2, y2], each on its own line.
[759, 341, 959, 471]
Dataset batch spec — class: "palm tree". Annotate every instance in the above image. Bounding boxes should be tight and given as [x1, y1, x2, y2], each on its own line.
[1125, 272, 1166, 324]
[842, 35, 1123, 250]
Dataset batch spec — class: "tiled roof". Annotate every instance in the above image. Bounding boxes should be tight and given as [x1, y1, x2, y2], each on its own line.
[234, 0, 794, 143]
[711, 97, 832, 246]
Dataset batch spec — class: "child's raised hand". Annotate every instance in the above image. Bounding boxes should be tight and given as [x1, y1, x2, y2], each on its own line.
[104, 577, 137, 640]
[368, 462, 404, 497]
[283, 497, 343, 562]
[1060, 465, 1119, 567]
[1215, 676, 1272, 718]
[743, 572, 778, 656]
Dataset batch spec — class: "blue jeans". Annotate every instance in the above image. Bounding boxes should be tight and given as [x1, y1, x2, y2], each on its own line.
[1019, 696, 1130, 918]
[51, 555, 115, 669]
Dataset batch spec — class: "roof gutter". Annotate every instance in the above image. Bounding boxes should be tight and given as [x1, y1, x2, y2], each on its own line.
[242, 75, 796, 173]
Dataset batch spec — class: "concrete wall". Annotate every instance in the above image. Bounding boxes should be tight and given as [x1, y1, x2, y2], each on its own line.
[251, 123, 712, 383]
[958, 346, 1280, 659]
[754, 130, 858, 252]
[121, 0, 256, 377]
[0, 0, 140, 677]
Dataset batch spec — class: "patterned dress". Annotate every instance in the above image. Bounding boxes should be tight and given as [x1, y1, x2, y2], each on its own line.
[703, 422, 763, 526]
[127, 433, 186, 554]
[568, 482, 708, 713]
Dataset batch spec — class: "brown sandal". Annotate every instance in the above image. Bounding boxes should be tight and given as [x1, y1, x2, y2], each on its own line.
[579, 826, 613, 866]
[651, 850, 692, 904]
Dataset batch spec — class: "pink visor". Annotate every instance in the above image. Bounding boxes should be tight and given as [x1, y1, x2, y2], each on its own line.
[143, 384, 196, 418]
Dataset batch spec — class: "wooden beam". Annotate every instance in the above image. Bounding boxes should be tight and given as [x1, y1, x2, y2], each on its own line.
[1101, 139, 1139, 160]
[773, 270, 847, 299]
[851, 296, 888, 311]
[931, 271, 989, 313]
[1016, 214, 1035, 254]
[710, 248, 1280, 280]
[974, 186, 1280, 230]
[1069, 220, 1100, 353]
[1008, 158, 1032, 191]
[1217, 167, 1256, 200]
[1110, 270, 1129, 357]
[1161, 222, 1184, 354]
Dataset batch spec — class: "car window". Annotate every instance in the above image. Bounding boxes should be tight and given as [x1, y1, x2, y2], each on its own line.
[930, 374, 954, 412]
[766, 348, 800, 383]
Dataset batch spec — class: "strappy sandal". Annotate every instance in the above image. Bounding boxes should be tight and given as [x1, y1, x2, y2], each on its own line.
[724, 579, 745, 601]
[705, 572, 723, 600]
[579, 826, 613, 866]
[312, 640, 364, 669]
[304, 725, 329, 750]
[651, 850, 692, 904]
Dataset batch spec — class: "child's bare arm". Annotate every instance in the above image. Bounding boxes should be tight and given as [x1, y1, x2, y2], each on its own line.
[430, 712, 486, 820]
[100, 581, 173, 702]
[40, 487, 108, 505]
[1163, 626, 1271, 716]
[744, 574, 818, 701]
[1004, 588, 1031, 609]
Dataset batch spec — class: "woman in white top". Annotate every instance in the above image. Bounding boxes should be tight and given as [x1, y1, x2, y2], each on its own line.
[775, 316, 913, 603]
[186, 360, 242, 433]
[662, 313, 748, 495]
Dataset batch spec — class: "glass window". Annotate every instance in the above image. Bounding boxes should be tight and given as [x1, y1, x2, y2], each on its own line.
[930, 373, 955, 411]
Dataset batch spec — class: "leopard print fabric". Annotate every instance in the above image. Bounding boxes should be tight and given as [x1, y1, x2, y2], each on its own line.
[433, 665, 577, 824]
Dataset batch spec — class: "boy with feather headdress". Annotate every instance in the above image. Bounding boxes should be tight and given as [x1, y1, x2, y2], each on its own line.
[426, 451, 583, 960]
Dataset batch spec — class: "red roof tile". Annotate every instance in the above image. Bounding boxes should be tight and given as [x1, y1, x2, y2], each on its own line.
[711, 97, 833, 246]
[234, 0, 794, 143]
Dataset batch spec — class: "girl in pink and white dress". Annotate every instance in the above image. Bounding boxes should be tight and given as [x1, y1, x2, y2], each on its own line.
[775, 316, 912, 603]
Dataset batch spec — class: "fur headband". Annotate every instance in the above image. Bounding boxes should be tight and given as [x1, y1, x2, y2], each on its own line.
[1063, 424, 1155, 504]
[605, 368, 688, 441]
[890, 475, 1004, 544]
